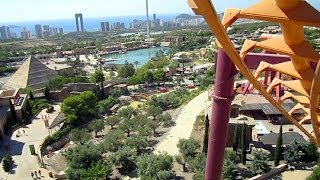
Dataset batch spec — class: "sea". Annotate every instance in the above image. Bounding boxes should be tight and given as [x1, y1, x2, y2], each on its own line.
[0, 14, 179, 36]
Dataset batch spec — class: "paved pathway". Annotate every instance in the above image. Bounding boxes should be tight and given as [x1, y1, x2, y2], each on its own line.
[154, 91, 209, 156]
[0, 105, 61, 180]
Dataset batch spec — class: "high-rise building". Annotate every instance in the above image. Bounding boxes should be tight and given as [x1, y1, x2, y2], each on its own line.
[43, 31, 50, 38]
[6, 27, 11, 38]
[105, 22, 110, 31]
[35, 24, 43, 39]
[75, 13, 84, 32]
[0, 26, 9, 40]
[101, 22, 106, 32]
[43, 25, 50, 31]
[50, 27, 58, 36]
[21, 27, 30, 39]
[59, 28, 64, 34]
[10, 33, 17, 39]
[120, 23, 125, 29]
[153, 14, 157, 23]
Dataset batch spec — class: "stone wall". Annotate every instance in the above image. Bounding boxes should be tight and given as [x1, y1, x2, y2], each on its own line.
[50, 83, 98, 102]
[249, 164, 288, 180]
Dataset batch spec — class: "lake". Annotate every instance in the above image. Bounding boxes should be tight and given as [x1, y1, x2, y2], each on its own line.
[103, 47, 169, 65]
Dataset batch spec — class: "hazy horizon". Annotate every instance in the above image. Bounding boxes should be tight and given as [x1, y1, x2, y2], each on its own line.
[1, 0, 319, 23]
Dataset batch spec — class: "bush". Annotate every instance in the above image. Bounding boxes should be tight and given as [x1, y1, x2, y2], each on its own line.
[2, 154, 12, 172]
[284, 141, 319, 163]
[308, 164, 320, 180]
[29, 99, 48, 115]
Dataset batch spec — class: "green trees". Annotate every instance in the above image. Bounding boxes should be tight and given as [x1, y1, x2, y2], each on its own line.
[44, 85, 50, 101]
[222, 150, 240, 179]
[106, 115, 121, 129]
[203, 115, 209, 154]
[274, 124, 283, 166]
[247, 149, 271, 176]
[125, 135, 148, 153]
[111, 147, 137, 172]
[284, 141, 320, 163]
[70, 129, 91, 144]
[9, 100, 16, 123]
[100, 130, 124, 152]
[2, 154, 12, 172]
[91, 70, 105, 99]
[308, 165, 320, 180]
[66, 144, 111, 179]
[48, 76, 89, 90]
[61, 91, 97, 125]
[89, 119, 105, 137]
[177, 138, 201, 158]
[240, 123, 248, 165]
[137, 153, 174, 180]
[233, 124, 240, 153]
[147, 105, 163, 120]
[117, 61, 135, 78]
[97, 96, 118, 114]
[176, 138, 201, 172]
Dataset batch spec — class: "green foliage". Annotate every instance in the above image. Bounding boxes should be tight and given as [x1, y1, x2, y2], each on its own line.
[137, 153, 173, 180]
[67, 160, 112, 180]
[274, 124, 283, 166]
[177, 138, 201, 158]
[118, 106, 137, 120]
[120, 118, 137, 137]
[97, 96, 118, 114]
[0, 66, 17, 75]
[308, 164, 320, 180]
[89, 119, 105, 137]
[9, 100, 17, 123]
[188, 153, 206, 172]
[100, 130, 124, 152]
[48, 75, 89, 90]
[241, 123, 248, 165]
[117, 61, 135, 78]
[110, 147, 137, 172]
[247, 149, 271, 176]
[203, 115, 209, 154]
[43, 125, 72, 146]
[233, 123, 241, 153]
[125, 135, 148, 153]
[222, 150, 240, 179]
[70, 128, 91, 144]
[148, 92, 181, 110]
[2, 154, 12, 172]
[193, 170, 205, 180]
[157, 113, 173, 127]
[284, 141, 320, 163]
[91, 70, 105, 99]
[106, 115, 121, 129]
[66, 144, 102, 170]
[29, 99, 48, 115]
[61, 91, 97, 124]
[44, 85, 50, 101]
[147, 105, 163, 120]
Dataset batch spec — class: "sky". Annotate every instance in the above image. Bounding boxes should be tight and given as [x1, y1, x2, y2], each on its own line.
[0, 0, 319, 23]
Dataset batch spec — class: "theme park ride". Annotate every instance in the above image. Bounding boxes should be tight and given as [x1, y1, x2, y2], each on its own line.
[188, 0, 320, 179]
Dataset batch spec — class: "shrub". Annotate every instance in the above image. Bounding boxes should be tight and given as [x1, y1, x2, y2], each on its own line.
[2, 154, 12, 172]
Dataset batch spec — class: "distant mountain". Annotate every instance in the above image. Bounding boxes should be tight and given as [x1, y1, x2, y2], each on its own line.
[175, 14, 202, 20]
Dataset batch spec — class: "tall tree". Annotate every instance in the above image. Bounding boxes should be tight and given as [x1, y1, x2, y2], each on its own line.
[44, 85, 50, 101]
[70, 129, 91, 145]
[232, 124, 240, 153]
[106, 116, 121, 129]
[9, 100, 17, 123]
[91, 70, 105, 99]
[89, 119, 105, 137]
[203, 115, 210, 154]
[29, 90, 35, 101]
[147, 105, 163, 120]
[274, 123, 283, 166]
[240, 122, 247, 165]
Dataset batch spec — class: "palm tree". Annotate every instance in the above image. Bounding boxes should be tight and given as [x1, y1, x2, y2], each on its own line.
[134, 61, 140, 69]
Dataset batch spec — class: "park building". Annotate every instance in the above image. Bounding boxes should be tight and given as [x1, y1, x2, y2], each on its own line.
[0, 89, 28, 139]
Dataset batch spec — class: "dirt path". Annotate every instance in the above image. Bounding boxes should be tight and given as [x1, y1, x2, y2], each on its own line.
[154, 91, 209, 156]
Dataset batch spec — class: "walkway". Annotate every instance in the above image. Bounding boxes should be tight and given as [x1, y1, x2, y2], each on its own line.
[154, 91, 210, 156]
[0, 105, 61, 180]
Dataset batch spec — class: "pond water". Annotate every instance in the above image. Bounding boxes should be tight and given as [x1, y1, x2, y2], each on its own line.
[103, 47, 169, 65]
